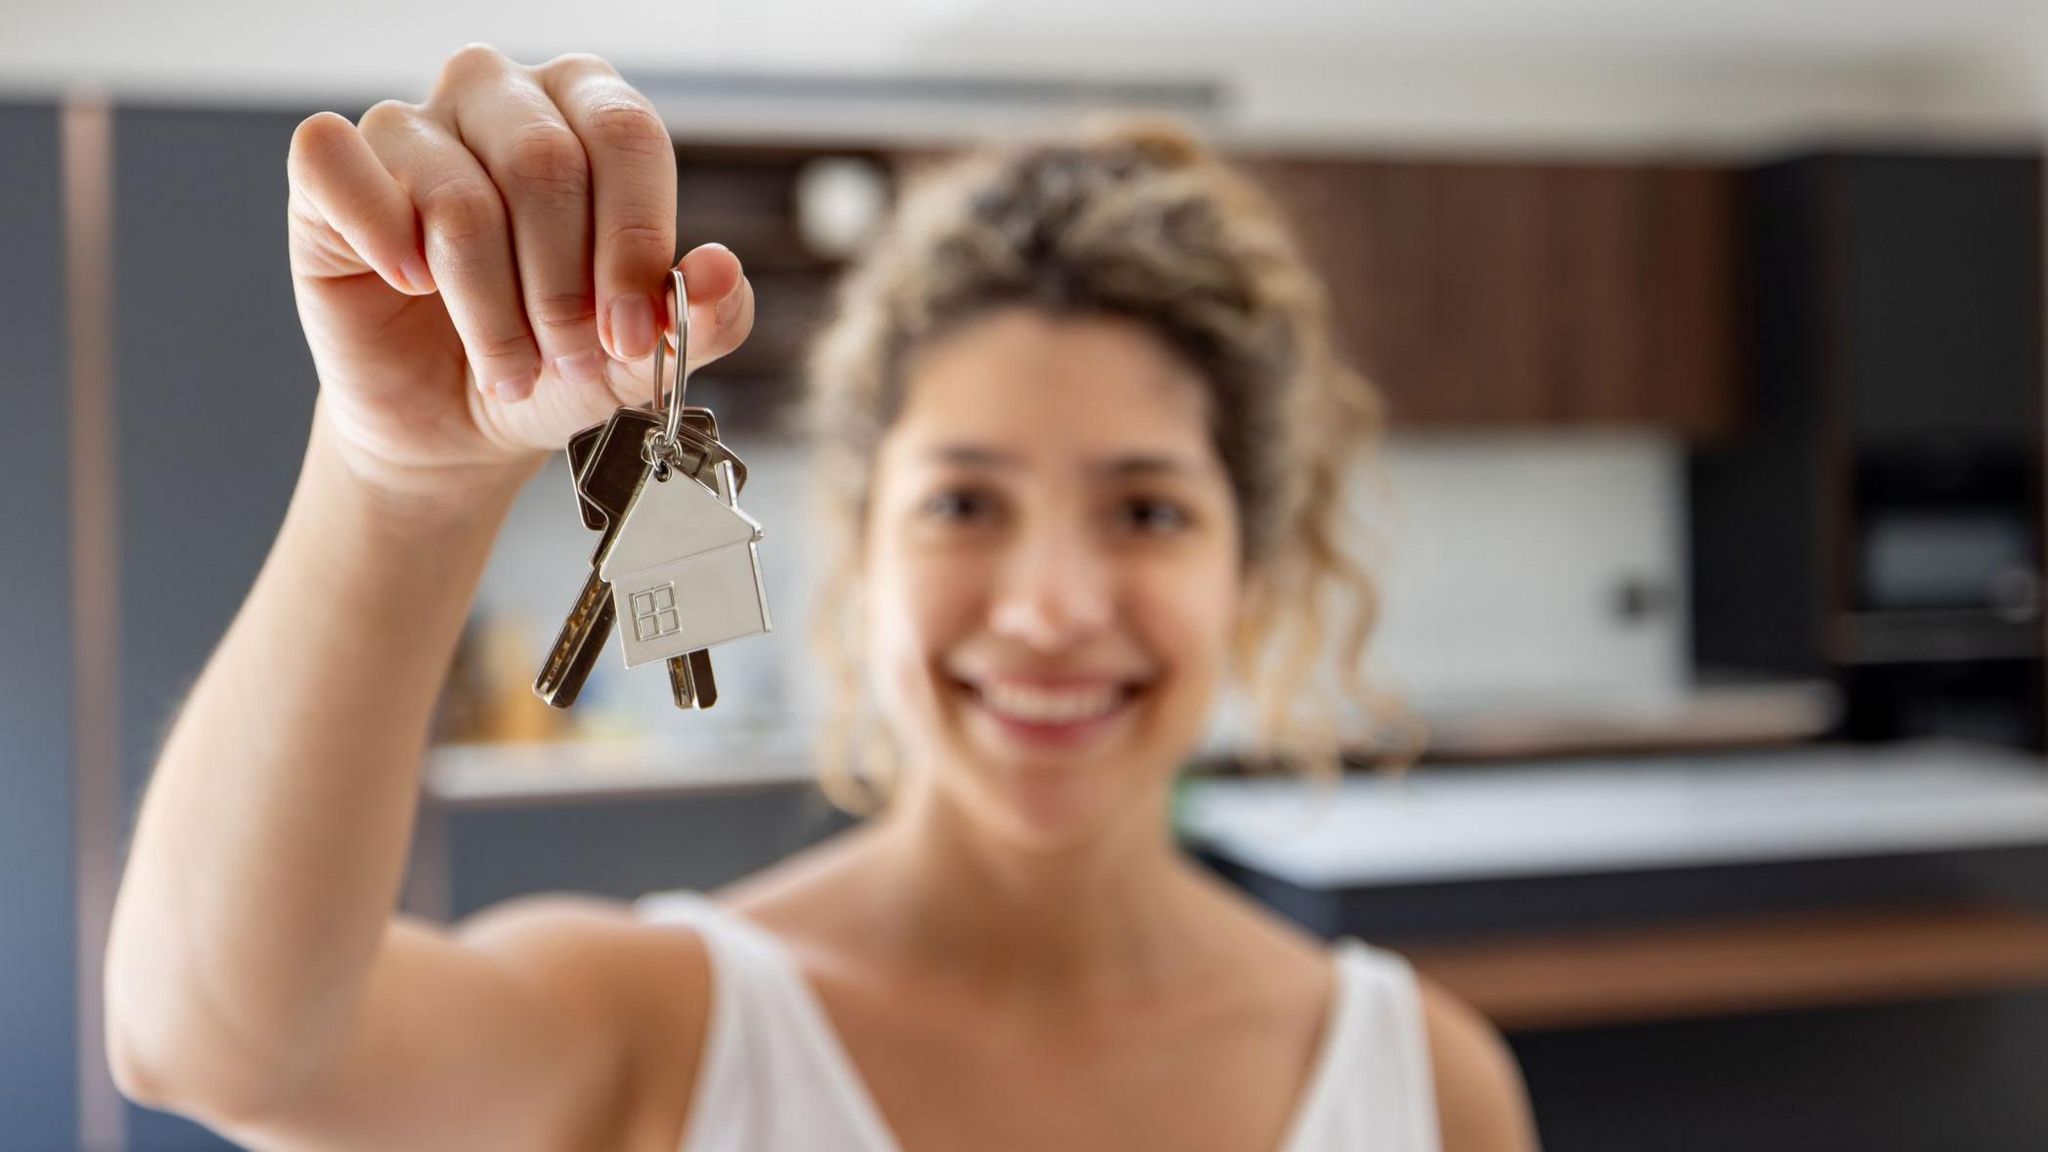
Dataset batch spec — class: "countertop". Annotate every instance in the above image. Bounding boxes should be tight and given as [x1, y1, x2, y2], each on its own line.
[1181, 740, 2048, 889]
[425, 681, 1836, 807]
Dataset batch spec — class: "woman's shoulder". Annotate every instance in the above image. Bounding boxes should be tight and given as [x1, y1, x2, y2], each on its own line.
[1407, 972, 1541, 1152]
[457, 890, 713, 1014]
[454, 892, 715, 1152]
[1199, 876, 1538, 1152]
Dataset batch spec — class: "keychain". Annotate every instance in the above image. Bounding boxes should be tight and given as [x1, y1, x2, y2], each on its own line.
[532, 269, 772, 710]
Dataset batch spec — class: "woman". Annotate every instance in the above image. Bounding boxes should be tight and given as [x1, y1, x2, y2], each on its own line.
[105, 44, 1539, 1152]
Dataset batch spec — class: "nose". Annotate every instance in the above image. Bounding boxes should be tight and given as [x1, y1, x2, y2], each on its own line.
[989, 515, 1114, 651]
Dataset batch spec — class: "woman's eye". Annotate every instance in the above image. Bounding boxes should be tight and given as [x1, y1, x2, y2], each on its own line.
[921, 489, 995, 522]
[1118, 497, 1190, 534]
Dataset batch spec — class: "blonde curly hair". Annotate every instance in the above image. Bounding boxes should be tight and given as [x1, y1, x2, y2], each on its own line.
[803, 119, 1406, 813]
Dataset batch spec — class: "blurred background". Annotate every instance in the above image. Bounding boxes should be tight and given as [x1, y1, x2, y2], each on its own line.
[8, 2, 2048, 1149]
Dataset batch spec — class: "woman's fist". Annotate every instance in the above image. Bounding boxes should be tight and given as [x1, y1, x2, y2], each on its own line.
[285, 46, 754, 499]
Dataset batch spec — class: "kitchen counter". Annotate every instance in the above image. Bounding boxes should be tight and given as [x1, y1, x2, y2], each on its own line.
[1181, 739, 2048, 889]
[1186, 740, 2048, 1036]
[424, 729, 816, 806]
[426, 681, 1837, 807]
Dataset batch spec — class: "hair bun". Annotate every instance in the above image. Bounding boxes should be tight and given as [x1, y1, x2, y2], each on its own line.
[1076, 114, 1214, 171]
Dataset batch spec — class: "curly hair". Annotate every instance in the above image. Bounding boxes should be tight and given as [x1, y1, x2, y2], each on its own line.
[802, 118, 1407, 813]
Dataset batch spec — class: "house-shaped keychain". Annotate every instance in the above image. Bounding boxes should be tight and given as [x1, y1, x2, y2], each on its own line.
[599, 460, 772, 668]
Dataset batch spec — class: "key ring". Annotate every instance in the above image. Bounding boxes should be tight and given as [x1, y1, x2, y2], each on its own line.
[650, 267, 690, 458]
[641, 266, 750, 491]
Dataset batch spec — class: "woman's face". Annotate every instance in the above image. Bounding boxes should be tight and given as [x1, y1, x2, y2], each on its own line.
[863, 307, 1243, 851]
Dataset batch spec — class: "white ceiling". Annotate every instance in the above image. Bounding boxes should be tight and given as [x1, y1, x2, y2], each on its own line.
[4, 0, 2045, 151]
[920, 0, 2044, 59]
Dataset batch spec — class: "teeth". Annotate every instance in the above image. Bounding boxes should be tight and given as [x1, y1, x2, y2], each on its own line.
[978, 682, 1123, 724]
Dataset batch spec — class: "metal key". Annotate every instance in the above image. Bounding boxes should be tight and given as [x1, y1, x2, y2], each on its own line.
[533, 572, 616, 708]
[581, 407, 749, 705]
[536, 406, 749, 708]
[576, 409, 729, 708]
[568, 407, 742, 529]
[533, 412, 648, 708]
[533, 266, 769, 711]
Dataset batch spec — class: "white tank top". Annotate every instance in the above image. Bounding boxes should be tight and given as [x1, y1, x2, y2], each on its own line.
[635, 890, 1442, 1152]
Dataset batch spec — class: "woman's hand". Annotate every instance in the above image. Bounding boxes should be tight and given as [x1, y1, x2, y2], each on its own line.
[285, 45, 755, 502]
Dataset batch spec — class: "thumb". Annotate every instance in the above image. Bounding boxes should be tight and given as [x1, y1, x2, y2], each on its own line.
[602, 245, 754, 405]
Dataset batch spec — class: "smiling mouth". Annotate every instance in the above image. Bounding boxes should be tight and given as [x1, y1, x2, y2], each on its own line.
[955, 678, 1145, 727]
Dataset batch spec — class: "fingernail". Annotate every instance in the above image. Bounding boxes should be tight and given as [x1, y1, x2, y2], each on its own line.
[609, 294, 656, 360]
[398, 253, 433, 294]
[715, 276, 750, 326]
[492, 369, 536, 403]
[552, 350, 605, 388]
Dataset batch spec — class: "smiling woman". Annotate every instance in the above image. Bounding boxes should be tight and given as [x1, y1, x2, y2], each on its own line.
[805, 125, 1403, 815]
[653, 123, 1539, 1152]
[845, 306, 1243, 847]
[102, 45, 1535, 1152]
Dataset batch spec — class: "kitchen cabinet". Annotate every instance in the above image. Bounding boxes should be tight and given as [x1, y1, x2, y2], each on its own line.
[675, 145, 1744, 437]
[1689, 149, 2046, 749]
[667, 143, 865, 431]
[113, 103, 315, 1152]
[0, 100, 78, 1152]
[1247, 156, 1740, 435]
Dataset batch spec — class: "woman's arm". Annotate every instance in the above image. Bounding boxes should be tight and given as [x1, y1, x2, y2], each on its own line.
[103, 402, 508, 1102]
[103, 44, 749, 1150]
[109, 416, 717, 1151]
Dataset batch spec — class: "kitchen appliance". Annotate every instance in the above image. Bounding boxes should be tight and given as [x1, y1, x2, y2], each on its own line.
[1690, 149, 2045, 751]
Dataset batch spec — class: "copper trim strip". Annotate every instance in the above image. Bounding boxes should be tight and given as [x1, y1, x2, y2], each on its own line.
[63, 93, 125, 1152]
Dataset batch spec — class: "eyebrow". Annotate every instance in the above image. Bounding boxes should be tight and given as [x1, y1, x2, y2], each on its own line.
[923, 445, 1198, 477]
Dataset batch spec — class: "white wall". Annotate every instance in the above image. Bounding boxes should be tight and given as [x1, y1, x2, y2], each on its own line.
[1367, 431, 1687, 713]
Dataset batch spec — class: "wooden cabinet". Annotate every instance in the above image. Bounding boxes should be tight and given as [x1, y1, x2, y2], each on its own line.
[1248, 157, 1740, 435]
[667, 143, 886, 429]
[673, 142, 1745, 437]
